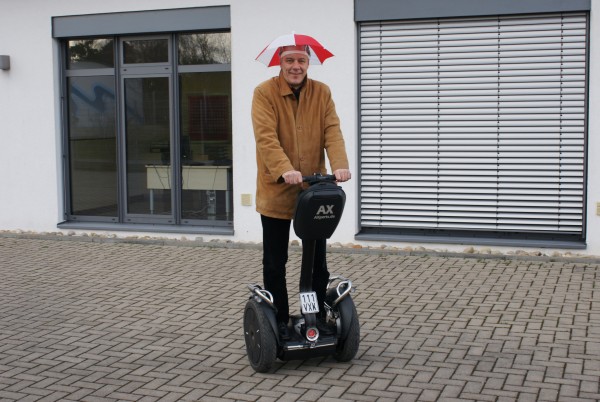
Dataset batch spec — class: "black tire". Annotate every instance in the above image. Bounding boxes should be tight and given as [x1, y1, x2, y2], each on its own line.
[333, 295, 360, 362]
[243, 299, 277, 372]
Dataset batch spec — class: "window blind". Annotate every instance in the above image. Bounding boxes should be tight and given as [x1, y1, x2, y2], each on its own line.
[359, 13, 588, 237]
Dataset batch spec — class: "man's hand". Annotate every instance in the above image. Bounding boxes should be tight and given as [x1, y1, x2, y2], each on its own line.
[281, 170, 303, 185]
[333, 169, 351, 183]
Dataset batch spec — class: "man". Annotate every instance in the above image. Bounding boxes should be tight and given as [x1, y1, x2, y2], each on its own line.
[251, 44, 351, 339]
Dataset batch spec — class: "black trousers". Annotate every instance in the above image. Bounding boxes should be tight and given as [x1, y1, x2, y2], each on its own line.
[261, 215, 330, 323]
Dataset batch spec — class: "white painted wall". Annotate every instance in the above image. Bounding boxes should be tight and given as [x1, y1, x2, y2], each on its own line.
[230, 0, 357, 245]
[0, 2, 60, 232]
[1, 0, 599, 256]
[583, 4, 600, 254]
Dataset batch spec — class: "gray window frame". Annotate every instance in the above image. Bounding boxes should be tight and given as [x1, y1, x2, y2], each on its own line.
[52, 6, 230, 38]
[57, 7, 233, 235]
[354, 1, 591, 248]
[355, 0, 591, 21]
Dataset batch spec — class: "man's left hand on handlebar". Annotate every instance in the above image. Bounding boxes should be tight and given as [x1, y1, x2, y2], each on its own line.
[334, 169, 351, 183]
[282, 170, 303, 185]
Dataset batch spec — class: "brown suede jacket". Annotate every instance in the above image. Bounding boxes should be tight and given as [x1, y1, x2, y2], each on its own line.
[251, 71, 349, 219]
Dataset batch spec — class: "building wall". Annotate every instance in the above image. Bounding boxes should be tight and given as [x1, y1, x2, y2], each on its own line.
[1, 0, 599, 256]
[229, 0, 358, 245]
[585, 3, 600, 254]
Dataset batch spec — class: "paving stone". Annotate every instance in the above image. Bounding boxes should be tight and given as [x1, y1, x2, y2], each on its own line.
[0, 236, 599, 401]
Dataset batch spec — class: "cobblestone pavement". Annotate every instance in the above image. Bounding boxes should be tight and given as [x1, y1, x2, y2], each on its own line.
[0, 236, 599, 402]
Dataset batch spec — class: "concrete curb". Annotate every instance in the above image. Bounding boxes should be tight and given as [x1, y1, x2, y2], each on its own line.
[2, 231, 600, 264]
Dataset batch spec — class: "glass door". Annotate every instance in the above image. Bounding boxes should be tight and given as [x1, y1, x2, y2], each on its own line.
[119, 36, 175, 223]
[123, 75, 173, 221]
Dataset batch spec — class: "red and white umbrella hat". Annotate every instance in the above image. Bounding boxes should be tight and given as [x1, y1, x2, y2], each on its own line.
[256, 32, 334, 67]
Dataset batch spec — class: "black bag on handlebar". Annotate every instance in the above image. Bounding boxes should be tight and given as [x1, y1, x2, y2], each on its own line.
[293, 181, 346, 240]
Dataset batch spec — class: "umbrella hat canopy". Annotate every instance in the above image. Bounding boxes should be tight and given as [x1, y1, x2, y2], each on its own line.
[256, 32, 334, 67]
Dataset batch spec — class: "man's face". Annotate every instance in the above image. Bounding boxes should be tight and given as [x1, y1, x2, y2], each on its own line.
[280, 52, 309, 88]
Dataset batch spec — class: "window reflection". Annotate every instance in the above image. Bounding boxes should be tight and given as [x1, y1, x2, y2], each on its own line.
[67, 39, 114, 69]
[68, 76, 117, 216]
[179, 72, 232, 221]
[178, 32, 231, 65]
[124, 77, 172, 215]
[123, 38, 169, 64]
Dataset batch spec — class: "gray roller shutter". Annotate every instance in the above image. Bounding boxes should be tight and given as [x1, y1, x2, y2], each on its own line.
[359, 12, 588, 239]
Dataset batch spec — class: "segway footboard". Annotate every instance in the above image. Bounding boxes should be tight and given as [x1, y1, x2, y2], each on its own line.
[278, 333, 337, 361]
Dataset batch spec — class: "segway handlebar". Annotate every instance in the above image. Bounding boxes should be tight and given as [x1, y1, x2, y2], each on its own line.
[302, 173, 337, 185]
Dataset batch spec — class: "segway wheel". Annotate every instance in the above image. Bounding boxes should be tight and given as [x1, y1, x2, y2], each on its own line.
[243, 299, 277, 372]
[333, 295, 360, 362]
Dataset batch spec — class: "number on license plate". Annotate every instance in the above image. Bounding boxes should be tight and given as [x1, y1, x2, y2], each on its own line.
[300, 291, 319, 314]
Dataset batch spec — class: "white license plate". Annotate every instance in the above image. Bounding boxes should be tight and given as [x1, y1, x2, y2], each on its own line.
[300, 291, 320, 314]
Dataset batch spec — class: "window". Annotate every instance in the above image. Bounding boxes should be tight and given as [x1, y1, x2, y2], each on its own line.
[123, 38, 169, 64]
[358, 12, 588, 244]
[66, 39, 117, 218]
[178, 32, 232, 223]
[62, 32, 232, 229]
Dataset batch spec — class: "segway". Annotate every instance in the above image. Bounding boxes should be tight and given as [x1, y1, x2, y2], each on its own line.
[244, 174, 360, 372]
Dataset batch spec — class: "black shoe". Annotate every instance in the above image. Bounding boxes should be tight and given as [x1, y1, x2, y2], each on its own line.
[278, 321, 291, 340]
[316, 317, 335, 336]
